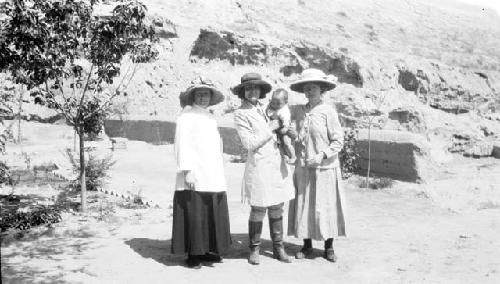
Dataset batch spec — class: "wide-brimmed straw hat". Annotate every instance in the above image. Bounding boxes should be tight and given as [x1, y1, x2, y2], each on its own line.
[179, 77, 224, 107]
[231, 72, 272, 98]
[290, 68, 337, 93]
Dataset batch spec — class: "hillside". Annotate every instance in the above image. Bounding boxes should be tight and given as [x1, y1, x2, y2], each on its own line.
[2, 2, 500, 282]
[94, 0, 500, 160]
[2, 0, 500, 169]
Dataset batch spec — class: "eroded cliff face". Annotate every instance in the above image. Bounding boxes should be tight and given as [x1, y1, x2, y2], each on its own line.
[3, 0, 500, 161]
[183, 24, 499, 156]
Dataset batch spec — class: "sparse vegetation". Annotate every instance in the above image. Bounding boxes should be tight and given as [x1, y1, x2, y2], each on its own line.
[0, 161, 13, 186]
[358, 177, 394, 190]
[363, 91, 388, 189]
[0, 199, 62, 232]
[66, 148, 116, 192]
[340, 128, 360, 179]
[0, 89, 14, 153]
[0, 0, 158, 212]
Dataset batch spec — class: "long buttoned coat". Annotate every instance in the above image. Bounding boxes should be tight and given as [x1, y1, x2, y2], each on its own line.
[233, 101, 294, 207]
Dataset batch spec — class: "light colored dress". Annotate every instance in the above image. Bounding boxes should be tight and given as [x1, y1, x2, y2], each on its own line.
[288, 103, 348, 240]
[233, 100, 294, 207]
[174, 105, 227, 192]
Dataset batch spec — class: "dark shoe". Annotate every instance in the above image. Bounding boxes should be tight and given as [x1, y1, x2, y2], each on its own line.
[186, 255, 202, 269]
[295, 247, 314, 259]
[199, 253, 223, 263]
[269, 217, 292, 263]
[324, 248, 337, 262]
[248, 221, 263, 265]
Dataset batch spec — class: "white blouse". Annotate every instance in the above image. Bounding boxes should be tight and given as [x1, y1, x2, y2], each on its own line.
[174, 105, 227, 192]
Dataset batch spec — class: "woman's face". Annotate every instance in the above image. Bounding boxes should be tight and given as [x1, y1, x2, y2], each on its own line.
[244, 84, 261, 104]
[193, 88, 212, 108]
[303, 83, 322, 102]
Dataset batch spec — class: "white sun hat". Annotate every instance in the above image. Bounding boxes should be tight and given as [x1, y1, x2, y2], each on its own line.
[179, 76, 224, 107]
[290, 68, 337, 93]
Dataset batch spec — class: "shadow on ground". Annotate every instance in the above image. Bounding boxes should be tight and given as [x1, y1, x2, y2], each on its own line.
[1, 238, 93, 283]
[125, 234, 323, 267]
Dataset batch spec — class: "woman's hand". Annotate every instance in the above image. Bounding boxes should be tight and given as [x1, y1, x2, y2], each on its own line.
[184, 171, 197, 190]
[306, 152, 326, 167]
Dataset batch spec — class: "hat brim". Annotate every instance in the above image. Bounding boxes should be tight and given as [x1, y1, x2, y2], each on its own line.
[231, 80, 272, 98]
[179, 85, 224, 107]
[290, 79, 337, 93]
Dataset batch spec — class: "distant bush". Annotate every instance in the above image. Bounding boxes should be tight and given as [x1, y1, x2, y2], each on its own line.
[340, 129, 360, 179]
[66, 149, 116, 191]
[0, 204, 62, 232]
[358, 177, 394, 190]
[0, 162, 12, 186]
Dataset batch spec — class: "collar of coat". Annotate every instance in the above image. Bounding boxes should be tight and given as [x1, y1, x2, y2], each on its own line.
[240, 100, 264, 109]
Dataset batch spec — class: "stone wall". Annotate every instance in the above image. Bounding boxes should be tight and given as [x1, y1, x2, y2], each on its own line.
[104, 119, 243, 156]
[355, 129, 432, 182]
[105, 119, 436, 182]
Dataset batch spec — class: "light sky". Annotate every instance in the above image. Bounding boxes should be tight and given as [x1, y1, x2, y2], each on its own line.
[454, 0, 500, 15]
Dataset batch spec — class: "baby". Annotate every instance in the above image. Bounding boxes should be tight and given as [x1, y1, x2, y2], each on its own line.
[266, 88, 296, 163]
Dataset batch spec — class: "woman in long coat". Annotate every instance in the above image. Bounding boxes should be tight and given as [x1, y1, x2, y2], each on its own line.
[288, 68, 347, 262]
[171, 77, 231, 269]
[232, 72, 295, 265]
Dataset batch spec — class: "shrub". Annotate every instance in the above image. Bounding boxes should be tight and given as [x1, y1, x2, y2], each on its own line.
[358, 177, 394, 190]
[66, 148, 116, 191]
[340, 128, 360, 179]
[0, 161, 13, 186]
[0, 204, 62, 232]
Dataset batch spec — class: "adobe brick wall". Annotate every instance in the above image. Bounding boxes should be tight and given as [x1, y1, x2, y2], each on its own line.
[104, 119, 243, 155]
[355, 129, 431, 182]
[104, 120, 433, 182]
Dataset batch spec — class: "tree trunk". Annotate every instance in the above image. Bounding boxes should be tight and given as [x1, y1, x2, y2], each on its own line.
[78, 127, 87, 212]
[74, 129, 77, 152]
[366, 123, 372, 189]
[17, 86, 23, 144]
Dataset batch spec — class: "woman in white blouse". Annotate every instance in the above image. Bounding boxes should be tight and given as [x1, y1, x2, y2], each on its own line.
[171, 77, 231, 269]
[232, 73, 294, 265]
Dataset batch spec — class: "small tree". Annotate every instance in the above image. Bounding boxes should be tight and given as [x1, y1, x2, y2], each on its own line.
[364, 91, 387, 189]
[0, 83, 14, 186]
[0, 0, 158, 212]
[0, 91, 14, 154]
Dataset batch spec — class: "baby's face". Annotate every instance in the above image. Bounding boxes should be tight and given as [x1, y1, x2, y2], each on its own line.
[270, 95, 286, 110]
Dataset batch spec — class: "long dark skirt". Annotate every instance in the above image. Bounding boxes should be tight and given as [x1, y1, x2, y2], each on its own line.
[171, 190, 231, 255]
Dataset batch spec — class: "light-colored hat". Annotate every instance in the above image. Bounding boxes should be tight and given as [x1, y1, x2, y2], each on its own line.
[231, 72, 272, 98]
[290, 68, 337, 93]
[179, 76, 224, 107]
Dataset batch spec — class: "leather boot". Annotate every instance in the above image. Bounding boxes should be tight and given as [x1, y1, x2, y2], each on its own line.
[295, 238, 314, 259]
[248, 221, 263, 265]
[269, 216, 292, 263]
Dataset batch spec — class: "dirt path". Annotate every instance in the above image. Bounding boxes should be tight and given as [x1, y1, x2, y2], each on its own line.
[2, 142, 500, 283]
[2, 181, 499, 283]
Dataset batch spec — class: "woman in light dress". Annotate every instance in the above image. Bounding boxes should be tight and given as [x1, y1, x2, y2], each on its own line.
[288, 68, 347, 262]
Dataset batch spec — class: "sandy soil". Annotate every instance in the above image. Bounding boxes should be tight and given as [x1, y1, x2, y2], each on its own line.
[2, 135, 500, 284]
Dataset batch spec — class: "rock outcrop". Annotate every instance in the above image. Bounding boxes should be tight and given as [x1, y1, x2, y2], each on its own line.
[395, 61, 496, 115]
[190, 29, 363, 87]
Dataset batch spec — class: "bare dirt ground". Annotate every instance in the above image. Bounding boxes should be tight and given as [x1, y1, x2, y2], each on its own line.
[2, 132, 500, 283]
